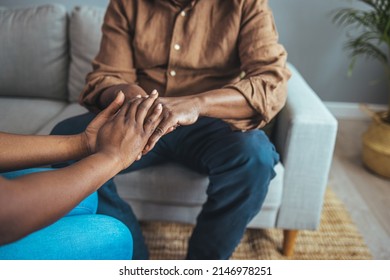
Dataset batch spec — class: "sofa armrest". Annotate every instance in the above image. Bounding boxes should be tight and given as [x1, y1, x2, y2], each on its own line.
[274, 63, 338, 230]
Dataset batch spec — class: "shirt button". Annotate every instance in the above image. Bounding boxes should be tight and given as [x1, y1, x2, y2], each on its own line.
[169, 70, 177, 77]
[174, 44, 181, 51]
[180, 11, 186, 17]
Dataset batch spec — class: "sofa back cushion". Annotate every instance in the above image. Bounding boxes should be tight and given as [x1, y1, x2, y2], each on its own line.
[68, 6, 105, 102]
[0, 4, 68, 100]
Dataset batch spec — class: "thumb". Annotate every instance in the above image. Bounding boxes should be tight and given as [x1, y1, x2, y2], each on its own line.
[100, 91, 125, 118]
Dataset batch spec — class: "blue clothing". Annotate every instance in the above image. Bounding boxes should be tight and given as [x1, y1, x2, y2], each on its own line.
[51, 115, 279, 260]
[0, 168, 133, 260]
[0, 215, 133, 260]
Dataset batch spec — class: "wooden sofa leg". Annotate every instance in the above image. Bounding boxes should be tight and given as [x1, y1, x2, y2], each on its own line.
[282, 230, 298, 257]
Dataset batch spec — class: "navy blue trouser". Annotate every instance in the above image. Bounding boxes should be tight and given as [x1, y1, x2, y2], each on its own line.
[51, 114, 279, 260]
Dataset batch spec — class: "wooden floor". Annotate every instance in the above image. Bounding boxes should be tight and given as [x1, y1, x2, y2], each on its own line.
[329, 118, 390, 259]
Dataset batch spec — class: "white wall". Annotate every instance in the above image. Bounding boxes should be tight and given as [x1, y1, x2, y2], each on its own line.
[0, 0, 388, 105]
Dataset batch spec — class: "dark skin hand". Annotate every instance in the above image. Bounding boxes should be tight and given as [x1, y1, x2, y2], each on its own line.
[100, 85, 257, 153]
[0, 92, 163, 245]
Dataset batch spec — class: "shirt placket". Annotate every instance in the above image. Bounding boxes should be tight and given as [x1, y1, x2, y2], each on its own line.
[165, 5, 192, 95]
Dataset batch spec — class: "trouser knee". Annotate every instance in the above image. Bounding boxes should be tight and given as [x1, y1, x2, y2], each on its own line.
[218, 131, 278, 178]
[210, 131, 279, 213]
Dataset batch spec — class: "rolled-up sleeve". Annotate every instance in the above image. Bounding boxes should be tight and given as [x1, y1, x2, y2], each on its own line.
[223, 0, 291, 130]
[79, 0, 137, 112]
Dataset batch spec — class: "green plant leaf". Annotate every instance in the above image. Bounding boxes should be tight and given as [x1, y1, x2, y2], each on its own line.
[332, 0, 390, 116]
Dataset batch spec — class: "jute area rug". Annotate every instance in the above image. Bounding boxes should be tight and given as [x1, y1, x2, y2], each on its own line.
[140, 188, 372, 260]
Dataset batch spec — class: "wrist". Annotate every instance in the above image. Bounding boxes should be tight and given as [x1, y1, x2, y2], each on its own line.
[192, 93, 207, 117]
[94, 151, 123, 173]
[56, 134, 91, 161]
[75, 133, 91, 158]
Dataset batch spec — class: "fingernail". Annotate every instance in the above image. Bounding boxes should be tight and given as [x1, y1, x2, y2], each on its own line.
[144, 145, 149, 151]
[156, 103, 162, 109]
[151, 89, 158, 95]
[136, 95, 142, 98]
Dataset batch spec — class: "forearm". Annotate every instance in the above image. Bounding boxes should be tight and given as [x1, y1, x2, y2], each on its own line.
[143, 88, 259, 152]
[0, 133, 88, 172]
[99, 83, 147, 109]
[194, 88, 257, 120]
[0, 152, 121, 245]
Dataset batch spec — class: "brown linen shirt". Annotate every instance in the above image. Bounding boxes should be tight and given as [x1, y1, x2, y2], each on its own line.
[80, 0, 291, 130]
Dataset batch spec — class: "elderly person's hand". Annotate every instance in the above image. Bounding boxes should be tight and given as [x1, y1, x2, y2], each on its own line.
[142, 93, 201, 154]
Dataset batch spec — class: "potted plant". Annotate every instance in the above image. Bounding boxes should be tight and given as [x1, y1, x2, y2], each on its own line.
[333, 0, 390, 178]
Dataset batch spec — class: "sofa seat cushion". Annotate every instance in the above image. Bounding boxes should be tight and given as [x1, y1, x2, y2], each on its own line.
[37, 103, 88, 135]
[0, 4, 68, 100]
[0, 97, 67, 134]
[116, 162, 284, 226]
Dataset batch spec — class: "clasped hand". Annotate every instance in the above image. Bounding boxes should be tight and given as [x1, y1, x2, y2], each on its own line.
[83, 91, 163, 170]
[82, 89, 200, 170]
[142, 91, 201, 154]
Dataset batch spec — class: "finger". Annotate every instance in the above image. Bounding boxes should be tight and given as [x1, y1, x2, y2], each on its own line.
[144, 95, 164, 121]
[136, 89, 159, 123]
[100, 91, 125, 118]
[142, 145, 152, 155]
[142, 111, 164, 155]
[128, 94, 143, 103]
[92, 91, 125, 127]
[124, 95, 143, 121]
[166, 126, 175, 134]
[162, 123, 179, 136]
[146, 115, 175, 151]
[144, 103, 163, 132]
[115, 96, 136, 121]
[143, 137, 158, 155]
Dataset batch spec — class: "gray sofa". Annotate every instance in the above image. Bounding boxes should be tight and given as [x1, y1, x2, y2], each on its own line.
[0, 4, 338, 256]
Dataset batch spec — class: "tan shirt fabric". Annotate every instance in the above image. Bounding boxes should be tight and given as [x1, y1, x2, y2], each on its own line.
[80, 0, 291, 130]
